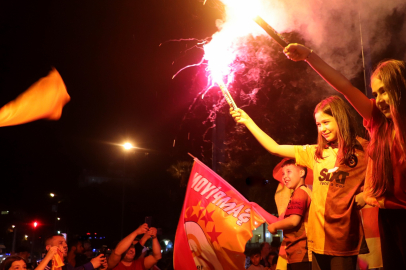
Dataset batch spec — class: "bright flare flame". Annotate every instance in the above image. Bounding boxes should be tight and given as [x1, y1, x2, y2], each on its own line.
[123, 142, 133, 150]
[203, 0, 264, 97]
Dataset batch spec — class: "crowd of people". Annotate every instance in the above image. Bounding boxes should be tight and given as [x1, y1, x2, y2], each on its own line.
[0, 224, 163, 270]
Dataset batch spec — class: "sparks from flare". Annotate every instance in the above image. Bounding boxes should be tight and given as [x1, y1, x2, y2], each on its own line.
[170, 0, 287, 111]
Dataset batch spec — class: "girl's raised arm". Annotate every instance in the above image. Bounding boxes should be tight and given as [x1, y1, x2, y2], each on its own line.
[230, 108, 295, 159]
[284, 43, 373, 120]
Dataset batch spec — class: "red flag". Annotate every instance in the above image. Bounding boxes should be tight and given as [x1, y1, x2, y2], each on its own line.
[174, 158, 278, 269]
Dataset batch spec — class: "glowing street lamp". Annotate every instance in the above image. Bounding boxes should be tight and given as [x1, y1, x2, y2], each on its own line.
[123, 142, 133, 150]
[50, 193, 55, 197]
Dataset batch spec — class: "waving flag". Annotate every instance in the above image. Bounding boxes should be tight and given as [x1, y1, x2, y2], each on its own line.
[174, 157, 277, 270]
[0, 68, 70, 127]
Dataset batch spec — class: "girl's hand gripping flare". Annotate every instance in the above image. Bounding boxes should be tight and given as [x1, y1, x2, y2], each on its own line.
[284, 44, 313, 62]
[230, 108, 253, 126]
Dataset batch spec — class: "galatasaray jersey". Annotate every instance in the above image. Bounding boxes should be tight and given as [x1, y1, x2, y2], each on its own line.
[294, 137, 369, 256]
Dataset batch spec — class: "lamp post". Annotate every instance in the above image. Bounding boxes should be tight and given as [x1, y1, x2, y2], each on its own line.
[50, 193, 60, 233]
[11, 225, 16, 254]
[121, 142, 134, 238]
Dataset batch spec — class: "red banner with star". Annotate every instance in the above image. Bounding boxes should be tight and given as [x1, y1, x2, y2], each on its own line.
[174, 158, 277, 270]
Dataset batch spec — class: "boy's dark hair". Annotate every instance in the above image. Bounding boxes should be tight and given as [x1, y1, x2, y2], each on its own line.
[249, 248, 261, 257]
[281, 159, 308, 180]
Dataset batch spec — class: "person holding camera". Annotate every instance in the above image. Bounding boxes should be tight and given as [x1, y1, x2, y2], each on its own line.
[107, 224, 161, 270]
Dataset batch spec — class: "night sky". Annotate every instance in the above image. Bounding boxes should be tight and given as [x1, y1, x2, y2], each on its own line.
[0, 0, 226, 248]
[0, 0, 405, 254]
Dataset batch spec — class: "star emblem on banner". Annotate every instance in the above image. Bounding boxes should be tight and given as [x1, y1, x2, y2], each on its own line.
[200, 209, 214, 227]
[185, 201, 204, 222]
[207, 225, 222, 244]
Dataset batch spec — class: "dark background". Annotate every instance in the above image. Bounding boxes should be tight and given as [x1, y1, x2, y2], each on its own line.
[0, 0, 405, 257]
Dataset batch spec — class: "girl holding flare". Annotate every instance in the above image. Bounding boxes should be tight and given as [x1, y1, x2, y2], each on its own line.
[284, 43, 406, 269]
[230, 95, 368, 270]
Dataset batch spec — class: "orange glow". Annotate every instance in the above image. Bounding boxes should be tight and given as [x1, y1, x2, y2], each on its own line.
[123, 142, 133, 150]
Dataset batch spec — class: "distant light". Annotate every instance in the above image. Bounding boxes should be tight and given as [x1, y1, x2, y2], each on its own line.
[25, 235, 28, 239]
[94, 233, 97, 235]
[164, 240, 169, 246]
[12, 225, 15, 228]
[57, 217, 60, 220]
[57, 231, 61, 234]
[87, 233, 90, 235]
[92, 249, 96, 252]
[123, 142, 133, 150]
[89, 237, 92, 239]
[266, 232, 270, 238]
[50, 193, 55, 197]
[33, 222, 38, 228]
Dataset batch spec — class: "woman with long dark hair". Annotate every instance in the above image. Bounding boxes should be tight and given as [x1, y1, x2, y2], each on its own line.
[284, 44, 406, 269]
[231, 95, 368, 270]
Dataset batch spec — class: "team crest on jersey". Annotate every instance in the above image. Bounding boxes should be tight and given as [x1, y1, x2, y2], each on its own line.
[347, 154, 358, 168]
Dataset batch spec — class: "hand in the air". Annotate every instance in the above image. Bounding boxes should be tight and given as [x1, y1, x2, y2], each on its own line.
[135, 223, 149, 235]
[147, 227, 157, 238]
[90, 254, 107, 269]
[230, 108, 252, 126]
[283, 43, 312, 62]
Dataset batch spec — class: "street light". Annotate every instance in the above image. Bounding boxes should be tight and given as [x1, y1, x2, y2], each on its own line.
[50, 193, 55, 197]
[123, 142, 133, 150]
